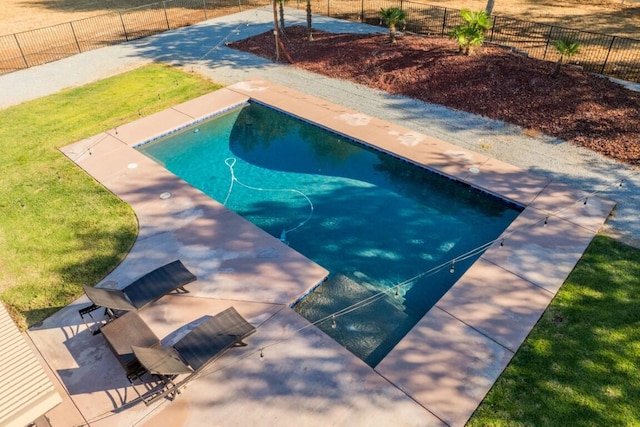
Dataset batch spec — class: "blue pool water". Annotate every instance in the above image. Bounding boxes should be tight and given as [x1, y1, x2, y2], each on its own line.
[139, 102, 522, 366]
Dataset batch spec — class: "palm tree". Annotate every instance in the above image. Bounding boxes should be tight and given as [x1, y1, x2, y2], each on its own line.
[379, 7, 407, 44]
[449, 9, 492, 55]
[552, 39, 581, 77]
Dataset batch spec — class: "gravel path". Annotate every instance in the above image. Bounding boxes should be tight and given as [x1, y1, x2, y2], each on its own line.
[3, 7, 638, 245]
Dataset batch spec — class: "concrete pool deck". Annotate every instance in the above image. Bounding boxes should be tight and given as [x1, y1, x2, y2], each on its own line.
[26, 79, 614, 427]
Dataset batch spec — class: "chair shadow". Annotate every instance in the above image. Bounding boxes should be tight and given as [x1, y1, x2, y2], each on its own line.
[55, 311, 214, 411]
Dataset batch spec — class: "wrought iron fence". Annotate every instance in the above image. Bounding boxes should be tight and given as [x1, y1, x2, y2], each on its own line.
[486, 15, 640, 81]
[1, 0, 639, 83]
[299, 0, 640, 83]
[0, 0, 269, 75]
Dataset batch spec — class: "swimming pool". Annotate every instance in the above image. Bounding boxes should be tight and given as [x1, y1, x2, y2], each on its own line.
[139, 102, 522, 366]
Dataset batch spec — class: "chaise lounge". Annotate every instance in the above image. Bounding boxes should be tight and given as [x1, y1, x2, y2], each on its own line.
[79, 259, 196, 333]
[100, 306, 256, 405]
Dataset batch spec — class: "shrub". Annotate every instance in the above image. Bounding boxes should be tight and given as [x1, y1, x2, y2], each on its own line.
[449, 9, 492, 55]
[379, 7, 407, 44]
[552, 39, 581, 77]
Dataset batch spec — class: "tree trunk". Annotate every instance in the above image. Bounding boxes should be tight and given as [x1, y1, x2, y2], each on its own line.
[485, 0, 495, 15]
[306, 0, 313, 41]
[552, 57, 564, 77]
[279, 1, 286, 34]
[272, 0, 293, 63]
[272, 0, 280, 61]
[389, 24, 396, 43]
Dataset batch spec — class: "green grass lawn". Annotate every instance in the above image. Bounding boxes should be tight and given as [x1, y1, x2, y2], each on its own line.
[0, 64, 220, 329]
[468, 234, 640, 426]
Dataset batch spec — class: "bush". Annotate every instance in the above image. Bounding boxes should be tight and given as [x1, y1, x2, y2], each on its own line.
[449, 9, 492, 55]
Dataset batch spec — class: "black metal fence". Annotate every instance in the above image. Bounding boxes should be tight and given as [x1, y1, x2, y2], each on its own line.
[0, 0, 269, 75]
[2, 0, 639, 83]
[306, 0, 640, 83]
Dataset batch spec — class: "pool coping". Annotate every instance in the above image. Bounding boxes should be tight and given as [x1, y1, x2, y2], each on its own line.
[35, 79, 615, 427]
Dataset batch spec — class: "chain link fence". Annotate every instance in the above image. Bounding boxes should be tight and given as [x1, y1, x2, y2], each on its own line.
[2, 0, 639, 82]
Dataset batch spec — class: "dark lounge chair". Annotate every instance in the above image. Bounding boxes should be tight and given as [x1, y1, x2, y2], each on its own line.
[79, 260, 196, 333]
[100, 307, 256, 405]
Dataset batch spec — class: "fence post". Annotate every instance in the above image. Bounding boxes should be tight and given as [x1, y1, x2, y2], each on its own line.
[441, 9, 447, 37]
[203, 0, 208, 20]
[489, 15, 496, 43]
[361, 0, 364, 22]
[327, 0, 330, 18]
[13, 34, 29, 68]
[163, 1, 171, 30]
[542, 25, 553, 60]
[600, 36, 617, 74]
[69, 22, 82, 53]
[119, 11, 130, 41]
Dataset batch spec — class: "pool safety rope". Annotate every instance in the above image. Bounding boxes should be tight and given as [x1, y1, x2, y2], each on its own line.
[220, 150, 626, 331]
[196, 171, 627, 369]
[222, 158, 314, 244]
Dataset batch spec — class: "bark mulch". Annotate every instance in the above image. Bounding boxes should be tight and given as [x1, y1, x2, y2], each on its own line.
[229, 26, 640, 166]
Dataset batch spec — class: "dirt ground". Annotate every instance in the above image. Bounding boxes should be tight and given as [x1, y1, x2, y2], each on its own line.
[428, 0, 640, 39]
[1, 0, 640, 39]
[0, 0, 156, 35]
[230, 26, 640, 166]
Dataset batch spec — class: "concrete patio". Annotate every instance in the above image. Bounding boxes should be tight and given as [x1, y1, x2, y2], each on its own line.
[25, 79, 615, 427]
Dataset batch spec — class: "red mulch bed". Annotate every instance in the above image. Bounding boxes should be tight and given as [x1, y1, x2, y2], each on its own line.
[228, 26, 640, 166]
